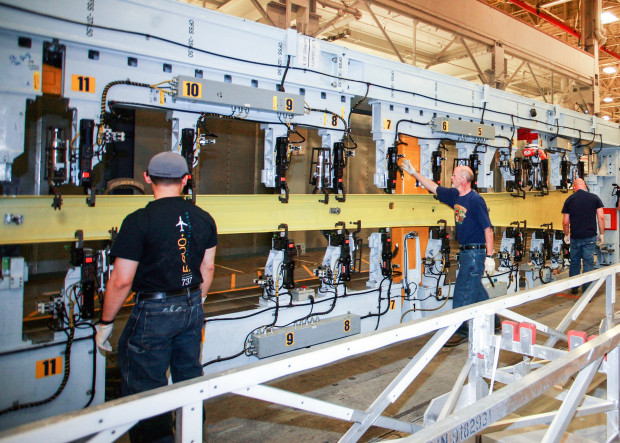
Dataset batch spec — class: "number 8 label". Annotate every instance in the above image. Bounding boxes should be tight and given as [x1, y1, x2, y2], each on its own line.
[344, 319, 351, 332]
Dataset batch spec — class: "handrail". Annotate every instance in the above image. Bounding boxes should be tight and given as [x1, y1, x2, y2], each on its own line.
[1, 264, 618, 442]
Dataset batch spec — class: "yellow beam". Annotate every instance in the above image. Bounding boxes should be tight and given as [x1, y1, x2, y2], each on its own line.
[0, 191, 567, 244]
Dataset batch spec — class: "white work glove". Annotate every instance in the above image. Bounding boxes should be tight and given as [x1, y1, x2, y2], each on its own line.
[400, 159, 416, 176]
[597, 234, 605, 247]
[564, 235, 570, 245]
[484, 256, 495, 275]
[96, 323, 113, 354]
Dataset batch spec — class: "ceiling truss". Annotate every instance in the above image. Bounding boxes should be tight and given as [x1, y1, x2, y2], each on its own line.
[180, 0, 620, 123]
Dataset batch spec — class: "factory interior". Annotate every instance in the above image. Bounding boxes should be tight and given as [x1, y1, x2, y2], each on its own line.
[2, 0, 620, 441]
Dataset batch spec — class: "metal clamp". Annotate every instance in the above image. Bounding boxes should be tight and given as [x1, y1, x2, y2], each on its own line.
[4, 213, 23, 225]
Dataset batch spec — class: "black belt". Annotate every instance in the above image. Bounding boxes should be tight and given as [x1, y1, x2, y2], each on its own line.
[459, 244, 485, 251]
[135, 284, 201, 302]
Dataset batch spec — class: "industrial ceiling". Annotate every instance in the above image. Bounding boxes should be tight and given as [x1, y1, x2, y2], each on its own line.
[179, 0, 620, 124]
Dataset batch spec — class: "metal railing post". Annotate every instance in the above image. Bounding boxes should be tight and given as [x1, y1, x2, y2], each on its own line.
[175, 401, 203, 443]
[607, 346, 620, 441]
[606, 273, 617, 332]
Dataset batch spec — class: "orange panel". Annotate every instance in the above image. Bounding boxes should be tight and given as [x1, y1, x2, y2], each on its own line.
[391, 134, 431, 293]
[42, 64, 62, 95]
[396, 134, 430, 195]
[392, 227, 429, 285]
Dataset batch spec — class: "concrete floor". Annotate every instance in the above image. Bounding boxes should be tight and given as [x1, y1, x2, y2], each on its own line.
[200, 274, 611, 442]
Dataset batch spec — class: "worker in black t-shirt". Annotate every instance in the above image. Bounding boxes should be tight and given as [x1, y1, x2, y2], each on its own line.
[95, 151, 217, 443]
[562, 178, 604, 294]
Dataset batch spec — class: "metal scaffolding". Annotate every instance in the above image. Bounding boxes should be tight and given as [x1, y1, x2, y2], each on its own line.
[1, 265, 618, 442]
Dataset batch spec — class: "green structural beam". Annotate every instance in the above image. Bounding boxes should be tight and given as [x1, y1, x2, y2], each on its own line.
[0, 192, 567, 244]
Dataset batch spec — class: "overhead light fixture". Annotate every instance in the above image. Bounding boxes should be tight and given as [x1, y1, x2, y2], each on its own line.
[603, 66, 617, 74]
[601, 11, 618, 25]
[324, 29, 351, 42]
[604, 97, 614, 102]
[540, 0, 571, 8]
[602, 115, 611, 120]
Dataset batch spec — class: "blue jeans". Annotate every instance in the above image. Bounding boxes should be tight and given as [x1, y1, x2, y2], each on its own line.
[454, 248, 490, 336]
[119, 290, 204, 443]
[569, 236, 596, 291]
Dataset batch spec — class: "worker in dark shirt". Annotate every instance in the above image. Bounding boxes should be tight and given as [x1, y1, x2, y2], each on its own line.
[96, 151, 217, 442]
[562, 178, 604, 294]
[400, 160, 495, 347]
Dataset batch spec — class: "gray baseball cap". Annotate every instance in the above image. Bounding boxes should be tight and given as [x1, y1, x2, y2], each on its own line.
[147, 151, 189, 178]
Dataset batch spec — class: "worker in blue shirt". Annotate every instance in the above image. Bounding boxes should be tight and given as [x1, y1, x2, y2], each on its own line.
[401, 160, 495, 347]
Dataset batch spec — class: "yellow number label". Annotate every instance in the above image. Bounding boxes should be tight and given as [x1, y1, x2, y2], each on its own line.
[390, 299, 396, 310]
[33, 71, 41, 91]
[182, 81, 202, 99]
[344, 319, 351, 332]
[285, 332, 294, 346]
[383, 119, 392, 130]
[36, 357, 62, 378]
[442, 120, 449, 132]
[285, 98, 294, 112]
[71, 75, 95, 93]
[478, 127, 483, 136]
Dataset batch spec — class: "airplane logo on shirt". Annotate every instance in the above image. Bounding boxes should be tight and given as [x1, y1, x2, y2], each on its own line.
[176, 216, 188, 232]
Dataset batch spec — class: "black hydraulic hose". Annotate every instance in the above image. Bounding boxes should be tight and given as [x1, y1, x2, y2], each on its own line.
[0, 327, 75, 416]
[82, 322, 98, 408]
[3, 2, 606, 145]
[361, 277, 393, 330]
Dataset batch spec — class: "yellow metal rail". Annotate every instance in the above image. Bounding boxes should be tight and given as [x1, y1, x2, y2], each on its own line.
[0, 191, 567, 244]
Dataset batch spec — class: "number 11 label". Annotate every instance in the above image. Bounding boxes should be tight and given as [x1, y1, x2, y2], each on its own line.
[36, 356, 63, 378]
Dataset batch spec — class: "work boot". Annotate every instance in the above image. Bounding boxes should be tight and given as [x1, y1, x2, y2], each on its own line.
[444, 335, 467, 348]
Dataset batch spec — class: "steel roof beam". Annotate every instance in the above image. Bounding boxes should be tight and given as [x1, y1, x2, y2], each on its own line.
[527, 62, 550, 103]
[368, 0, 595, 84]
[363, 1, 405, 63]
[460, 36, 489, 84]
[425, 36, 458, 69]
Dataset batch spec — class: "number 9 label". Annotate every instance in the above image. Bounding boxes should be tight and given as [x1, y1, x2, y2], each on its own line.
[285, 332, 294, 346]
